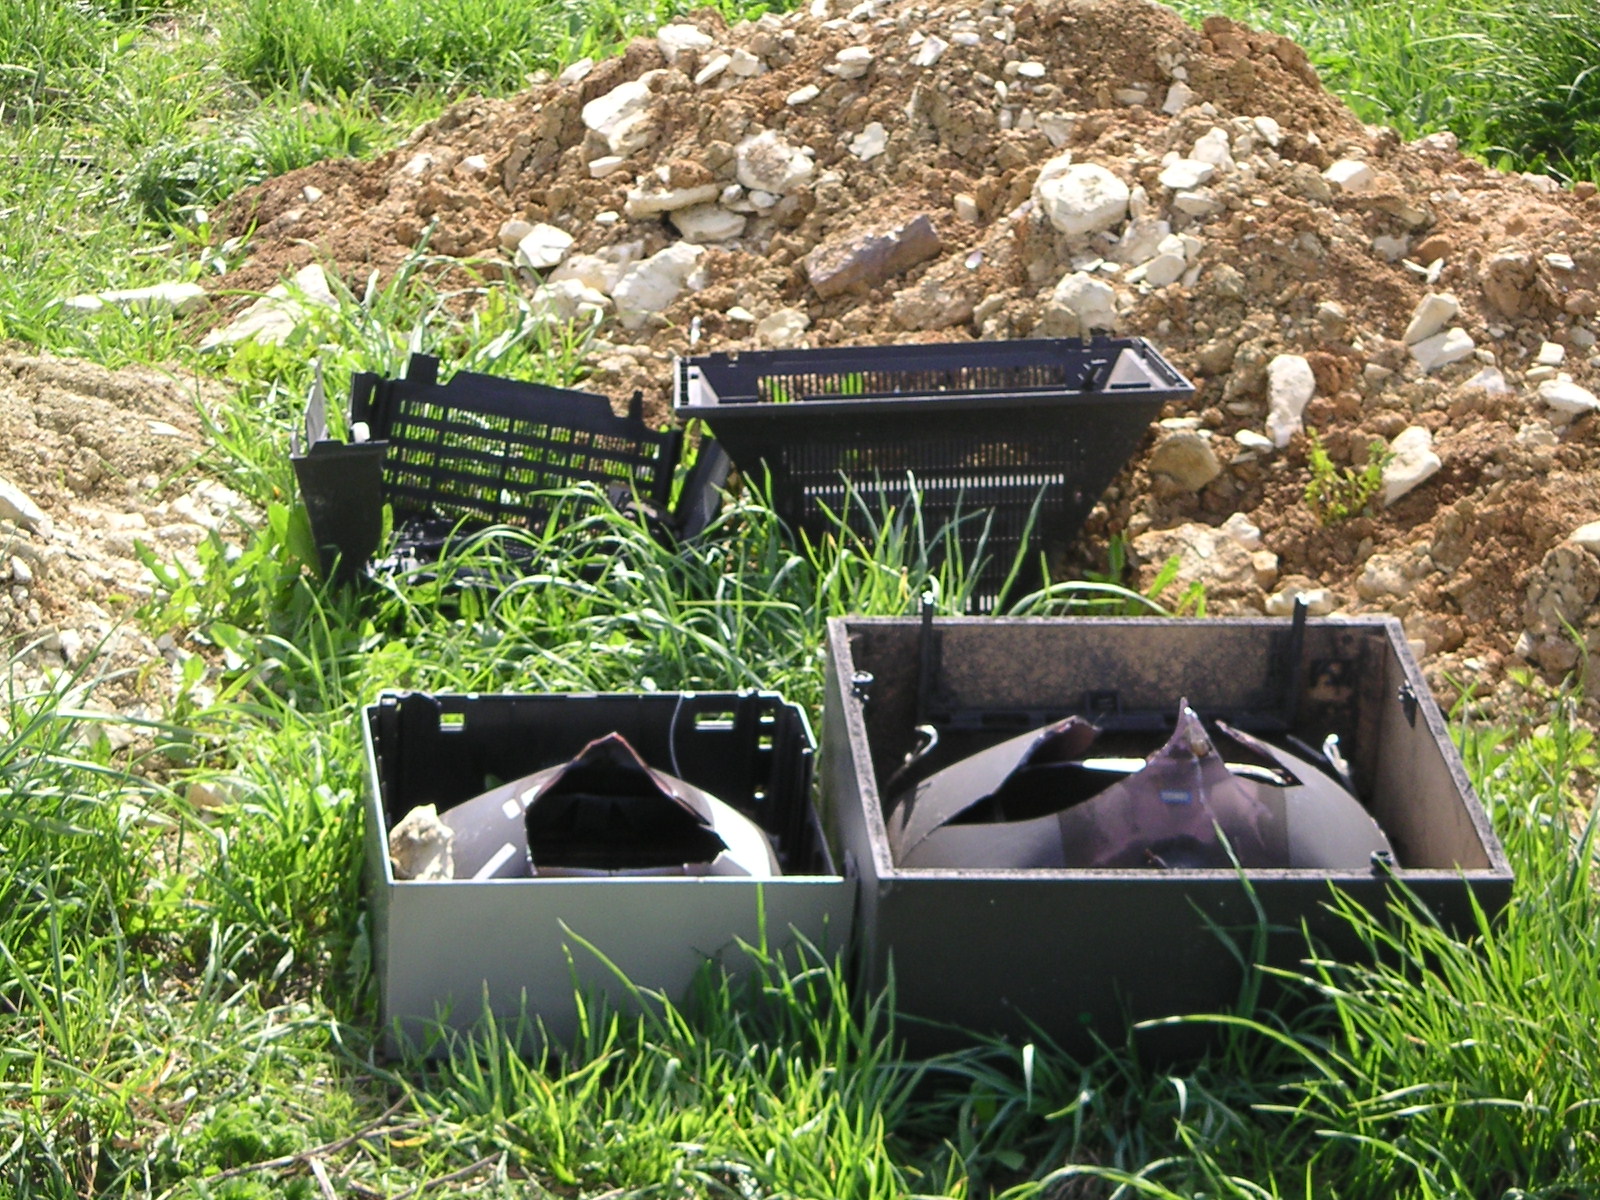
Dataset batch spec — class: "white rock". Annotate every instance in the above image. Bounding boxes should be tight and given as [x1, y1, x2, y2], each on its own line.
[611, 243, 706, 330]
[1402, 292, 1459, 344]
[1266, 585, 1336, 616]
[729, 48, 764, 77]
[529, 278, 610, 323]
[624, 178, 720, 217]
[1222, 512, 1262, 550]
[669, 204, 747, 243]
[513, 223, 574, 272]
[581, 79, 651, 138]
[1539, 376, 1600, 416]
[1409, 327, 1475, 372]
[0, 476, 46, 533]
[1372, 235, 1409, 261]
[1381, 426, 1441, 506]
[1158, 159, 1216, 190]
[850, 122, 888, 160]
[913, 36, 949, 66]
[954, 193, 980, 222]
[1465, 365, 1510, 393]
[1113, 87, 1148, 106]
[588, 155, 626, 179]
[1190, 128, 1234, 169]
[1050, 271, 1118, 331]
[497, 218, 534, 251]
[657, 23, 714, 64]
[1536, 340, 1567, 367]
[1136, 251, 1186, 287]
[1569, 520, 1600, 549]
[1252, 115, 1283, 146]
[1172, 189, 1220, 217]
[558, 57, 595, 85]
[388, 804, 455, 881]
[695, 53, 731, 85]
[1037, 112, 1074, 146]
[1032, 158, 1129, 237]
[827, 46, 874, 78]
[549, 244, 642, 295]
[1016, 61, 1046, 78]
[1162, 81, 1195, 114]
[787, 83, 821, 106]
[1516, 421, 1560, 448]
[198, 264, 337, 349]
[1235, 428, 1275, 454]
[735, 130, 815, 194]
[1113, 217, 1170, 265]
[1265, 354, 1315, 447]
[400, 152, 433, 179]
[1323, 159, 1376, 193]
[756, 308, 811, 347]
[64, 281, 208, 316]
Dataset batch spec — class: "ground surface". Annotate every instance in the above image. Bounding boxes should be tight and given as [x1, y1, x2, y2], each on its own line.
[13, 0, 1600, 725]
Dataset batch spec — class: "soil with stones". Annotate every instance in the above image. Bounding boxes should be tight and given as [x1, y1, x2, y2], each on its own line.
[53, 0, 1600, 726]
[0, 354, 249, 729]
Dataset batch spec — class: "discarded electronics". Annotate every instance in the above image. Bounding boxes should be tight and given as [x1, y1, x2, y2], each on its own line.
[293, 355, 728, 581]
[675, 337, 1189, 610]
[364, 690, 852, 1052]
[821, 608, 1513, 1053]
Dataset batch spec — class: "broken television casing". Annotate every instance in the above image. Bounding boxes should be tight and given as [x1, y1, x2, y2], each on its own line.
[821, 611, 1513, 1053]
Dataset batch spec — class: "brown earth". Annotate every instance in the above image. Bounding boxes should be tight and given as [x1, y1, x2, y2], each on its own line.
[16, 0, 1600, 729]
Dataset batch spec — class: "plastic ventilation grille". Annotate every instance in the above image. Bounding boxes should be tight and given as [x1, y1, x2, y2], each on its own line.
[383, 398, 670, 528]
[754, 362, 1092, 403]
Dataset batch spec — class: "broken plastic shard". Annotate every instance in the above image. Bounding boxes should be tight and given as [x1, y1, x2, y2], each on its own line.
[433, 732, 781, 880]
[388, 803, 456, 880]
[889, 701, 1392, 870]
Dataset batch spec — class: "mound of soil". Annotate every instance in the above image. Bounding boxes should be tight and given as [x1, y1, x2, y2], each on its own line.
[209, 0, 1600, 720]
[0, 355, 247, 725]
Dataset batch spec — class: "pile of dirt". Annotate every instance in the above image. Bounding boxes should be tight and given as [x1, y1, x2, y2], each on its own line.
[202, 0, 1600, 719]
[0, 355, 248, 727]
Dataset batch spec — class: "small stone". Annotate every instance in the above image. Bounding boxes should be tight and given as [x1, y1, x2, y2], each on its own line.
[1234, 429, 1275, 454]
[588, 155, 626, 179]
[726, 305, 757, 322]
[64, 282, 207, 316]
[694, 53, 731, 85]
[657, 23, 714, 64]
[1409, 327, 1475, 372]
[1539, 377, 1600, 416]
[581, 79, 651, 138]
[787, 83, 821, 106]
[1147, 430, 1221, 492]
[1402, 292, 1459, 344]
[558, 57, 595, 85]
[514, 223, 575, 272]
[827, 46, 874, 79]
[1536, 341, 1567, 367]
[1043, 271, 1118, 334]
[669, 204, 747, 243]
[1033, 158, 1130, 237]
[497, 218, 534, 251]
[388, 804, 455, 881]
[611, 242, 706, 330]
[198, 263, 337, 349]
[735, 130, 814, 194]
[302, 184, 324, 204]
[1381, 426, 1441, 506]
[1222, 512, 1262, 550]
[850, 122, 888, 161]
[0, 476, 46, 533]
[1569, 520, 1600, 550]
[755, 308, 810, 347]
[1465, 365, 1510, 393]
[1265, 354, 1315, 447]
[1162, 81, 1195, 114]
[1372, 235, 1409, 262]
[954, 193, 980, 222]
[913, 36, 949, 66]
[1158, 159, 1216, 190]
[1016, 61, 1046, 78]
[1323, 159, 1376, 193]
[804, 214, 942, 298]
[1172, 190, 1220, 217]
[1113, 87, 1148, 106]
[1190, 128, 1234, 169]
[1266, 584, 1337, 616]
[729, 48, 764, 77]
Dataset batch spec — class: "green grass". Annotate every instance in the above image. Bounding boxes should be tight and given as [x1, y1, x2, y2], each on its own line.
[4, 0, 1600, 1196]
